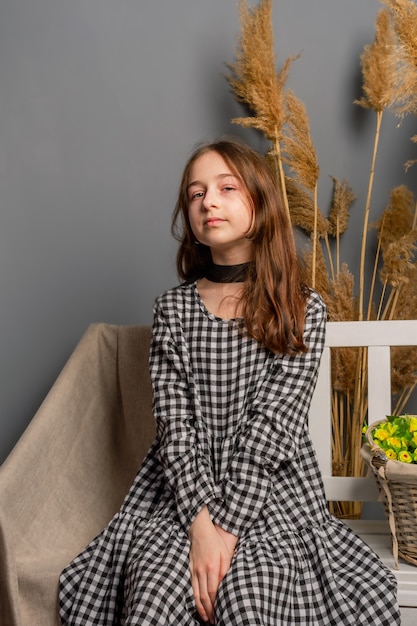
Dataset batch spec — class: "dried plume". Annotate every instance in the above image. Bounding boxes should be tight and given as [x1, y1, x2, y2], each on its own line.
[383, 0, 417, 168]
[327, 265, 359, 395]
[391, 264, 417, 399]
[395, 265, 417, 319]
[355, 8, 399, 319]
[281, 90, 321, 288]
[355, 9, 398, 112]
[285, 177, 328, 237]
[300, 244, 329, 295]
[380, 232, 417, 286]
[226, 0, 294, 142]
[376, 186, 417, 287]
[373, 185, 416, 250]
[383, 0, 417, 116]
[327, 177, 356, 237]
[282, 90, 320, 191]
[327, 264, 358, 323]
[391, 344, 417, 395]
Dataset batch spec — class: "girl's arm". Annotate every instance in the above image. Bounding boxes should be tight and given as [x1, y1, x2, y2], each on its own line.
[150, 301, 238, 623]
[208, 291, 327, 537]
[150, 303, 222, 531]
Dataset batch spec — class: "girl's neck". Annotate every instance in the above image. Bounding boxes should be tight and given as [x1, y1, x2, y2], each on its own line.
[196, 278, 244, 320]
[210, 243, 253, 268]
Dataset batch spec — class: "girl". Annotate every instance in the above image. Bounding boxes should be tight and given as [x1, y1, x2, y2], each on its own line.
[59, 138, 400, 625]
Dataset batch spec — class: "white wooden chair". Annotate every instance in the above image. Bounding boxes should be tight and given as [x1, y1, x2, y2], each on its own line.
[309, 320, 417, 620]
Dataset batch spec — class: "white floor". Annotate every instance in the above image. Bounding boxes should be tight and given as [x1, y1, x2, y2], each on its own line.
[400, 607, 417, 625]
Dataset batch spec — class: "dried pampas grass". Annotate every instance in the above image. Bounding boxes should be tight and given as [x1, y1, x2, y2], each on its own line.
[226, 0, 287, 140]
[383, 0, 417, 116]
[226, 0, 296, 219]
[328, 177, 357, 275]
[285, 177, 328, 238]
[355, 9, 398, 112]
[226, 0, 417, 519]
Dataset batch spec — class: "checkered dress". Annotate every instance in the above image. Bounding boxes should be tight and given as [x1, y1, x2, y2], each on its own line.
[59, 283, 400, 625]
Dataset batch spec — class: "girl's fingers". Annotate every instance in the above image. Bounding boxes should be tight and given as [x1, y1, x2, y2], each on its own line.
[194, 555, 230, 623]
[197, 572, 215, 624]
[206, 568, 218, 622]
[190, 555, 212, 623]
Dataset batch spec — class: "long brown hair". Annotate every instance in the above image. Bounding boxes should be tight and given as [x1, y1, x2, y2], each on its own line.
[172, 137, 309, 354]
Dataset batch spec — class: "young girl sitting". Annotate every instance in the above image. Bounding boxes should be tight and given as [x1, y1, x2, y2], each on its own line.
[59, 137, 400, 625]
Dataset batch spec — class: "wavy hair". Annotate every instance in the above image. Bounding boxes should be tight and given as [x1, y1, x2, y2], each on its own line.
[172, 137, 309, 354]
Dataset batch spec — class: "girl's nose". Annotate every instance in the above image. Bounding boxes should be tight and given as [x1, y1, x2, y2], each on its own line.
[202, 188, 217, 210]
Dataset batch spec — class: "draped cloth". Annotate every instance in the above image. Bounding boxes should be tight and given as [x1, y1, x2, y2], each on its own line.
[0, 323, 155, 626]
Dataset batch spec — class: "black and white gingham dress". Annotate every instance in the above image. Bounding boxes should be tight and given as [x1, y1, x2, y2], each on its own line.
[59, 283, 400, 625]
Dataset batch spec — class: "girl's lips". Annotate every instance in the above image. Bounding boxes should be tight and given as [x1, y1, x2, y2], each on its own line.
[204, 218, 225, 226]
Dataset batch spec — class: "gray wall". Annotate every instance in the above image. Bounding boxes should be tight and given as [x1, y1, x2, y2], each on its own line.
[1, 0, 416, 463]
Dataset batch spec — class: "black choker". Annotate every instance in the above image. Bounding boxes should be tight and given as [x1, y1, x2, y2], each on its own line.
[204, 262, 253, 283]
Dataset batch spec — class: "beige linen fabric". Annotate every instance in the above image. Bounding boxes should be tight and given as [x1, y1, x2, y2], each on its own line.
[0, 323, 155, 626]
[362, 444, 417, 484]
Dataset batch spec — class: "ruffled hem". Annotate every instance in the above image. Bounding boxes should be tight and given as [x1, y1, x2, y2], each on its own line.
[59, 512, 400, 626]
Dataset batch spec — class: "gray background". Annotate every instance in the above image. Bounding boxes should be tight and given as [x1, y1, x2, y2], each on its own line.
[1, 0, 416, 464]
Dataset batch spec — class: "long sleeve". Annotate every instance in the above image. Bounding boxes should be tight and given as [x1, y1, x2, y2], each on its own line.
[150, 303, 222, 531]
[208, 293, 327, 536]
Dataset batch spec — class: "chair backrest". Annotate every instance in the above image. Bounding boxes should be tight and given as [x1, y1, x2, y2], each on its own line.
[309, 320, 417, 504]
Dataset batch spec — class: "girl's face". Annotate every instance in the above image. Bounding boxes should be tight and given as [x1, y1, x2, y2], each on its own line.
[187, 151, 254, 264]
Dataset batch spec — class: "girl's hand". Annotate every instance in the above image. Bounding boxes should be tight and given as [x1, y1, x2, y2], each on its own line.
[214, 524, 238, 559]
[189, 508, 236, 624]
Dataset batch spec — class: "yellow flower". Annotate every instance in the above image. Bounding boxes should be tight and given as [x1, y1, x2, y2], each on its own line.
[398, 450, 413, 463]
[374, 428, 389, 441]
[387, 437, 402, 451]
[412, 433, 417, 446]
[409, 417, 417, 433]
[385, 449, 397, 460]
[386, 423, 398, 436]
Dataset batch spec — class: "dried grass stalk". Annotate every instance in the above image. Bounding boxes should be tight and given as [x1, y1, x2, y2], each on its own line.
[225, 0, 297, 219]
[368, 185, 416, 318]
[355, 9, 398, 112]
[299, 245, 330, 300]
[392, 346, 417, 394]
[285, 177, 328, 237]
[374, 186, 417, 319]
[327, 265, 359, 398]
[373, 185, 416, 250]
[328, 177, 357, 274]
[226, 0, 288, 140]
[282, 90, 321, 286]
[383, 0, 417, 115]
[282, 90, 320, 190]
[326, 264, 358, 323]
[355, 9, 400, 319]
[380, 232, 417, 287]
[395, 265, 417, 319]
[391, 262, 417, 412]
[328, 178, 356, 238]
[226, 0, 417, 520]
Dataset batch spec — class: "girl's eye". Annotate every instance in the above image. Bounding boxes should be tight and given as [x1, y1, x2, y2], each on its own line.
[190, 191, 205, 200]
[223, 186, 236, 192]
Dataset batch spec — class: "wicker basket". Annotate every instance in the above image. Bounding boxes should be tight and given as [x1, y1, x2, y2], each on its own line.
[361, 418, 417, 569]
